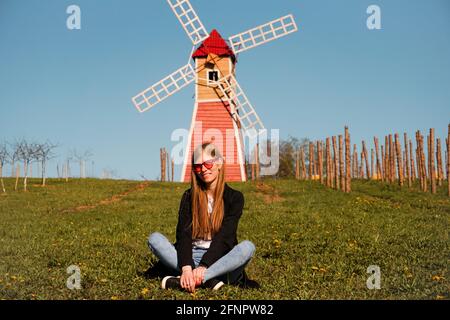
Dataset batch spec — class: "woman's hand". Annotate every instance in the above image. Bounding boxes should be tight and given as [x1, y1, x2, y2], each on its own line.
[193, 266, 207, 286]
[180, 266, 196, 292]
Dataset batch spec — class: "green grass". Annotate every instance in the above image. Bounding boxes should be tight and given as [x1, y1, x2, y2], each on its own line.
[0, 177, 448, 300]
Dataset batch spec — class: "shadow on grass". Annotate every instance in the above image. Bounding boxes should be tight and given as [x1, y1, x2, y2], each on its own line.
[139, 261, 261, 290]
[139, 261, 176, 280]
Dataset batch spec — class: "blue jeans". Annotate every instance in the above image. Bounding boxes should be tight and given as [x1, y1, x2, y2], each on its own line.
[147, 232, 255, 284]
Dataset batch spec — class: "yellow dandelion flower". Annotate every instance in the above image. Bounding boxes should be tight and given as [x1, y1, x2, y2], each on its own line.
[432, 275, 445, 281]
[273, 239, 282, 248]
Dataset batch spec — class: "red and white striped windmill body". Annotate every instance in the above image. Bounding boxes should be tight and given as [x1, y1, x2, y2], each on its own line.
[132, 0, 298, 182]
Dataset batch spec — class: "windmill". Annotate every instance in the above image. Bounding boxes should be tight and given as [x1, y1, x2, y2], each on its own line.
[132, 0, 298, 182]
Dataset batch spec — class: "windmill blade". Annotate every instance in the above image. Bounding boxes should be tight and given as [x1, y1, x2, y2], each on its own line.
[132, 64, 195, 113]
[213, 75, 265, 138]
[167, 0, 209, 45]
[228, 14, 298, 54]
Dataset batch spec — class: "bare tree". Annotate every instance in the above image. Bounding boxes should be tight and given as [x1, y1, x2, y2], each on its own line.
[70, 149, 93, 178]
[0, 142, 8, 193]
[36, 141, 58, 186]
[9, 144, 17, 178]
[14, 139, 40, 191]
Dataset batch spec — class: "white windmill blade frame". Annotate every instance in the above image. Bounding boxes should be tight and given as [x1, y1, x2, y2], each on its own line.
[167, 0, 209, 46]
[132, 63, 195, 113]
[228, 14, 298, 54]
[213, 74, 265, 137]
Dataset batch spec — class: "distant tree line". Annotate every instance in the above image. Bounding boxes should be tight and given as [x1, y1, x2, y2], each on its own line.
[0, 139, 57, 192]
[0, 139, 97, 192]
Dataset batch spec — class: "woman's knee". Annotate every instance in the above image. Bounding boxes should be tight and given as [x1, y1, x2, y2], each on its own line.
[238, 240, 256, 259]
[147, 232, 166, 250]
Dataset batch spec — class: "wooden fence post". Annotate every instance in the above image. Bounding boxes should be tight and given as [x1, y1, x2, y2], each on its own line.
[339, 135, 344, 190]
[160, 148, 167, 182]
[420, 133, 428, 192]
[301, 146, 306, 180]
[384, 136, 388, 182]
[360, 151, 364, 179]
[345, 126, 351, 192]
[332, 136, 338, 189]
[436, 138, 443, 187]
[418, 131, 425, 191]
[171, 158, 174, 182]
[384, 136, 389, 182]
[326, 138, 331, 187]
[318, 141, 324, 184]
[429, 129, 436, 194]
[409, 139, 416, 182]
[362, 140, 370, 180]
[374, 137, 382, 181]
[404, 133, 411, 187]
[384, 136, 391, 183]
[402, 150, 407, 181]
[388, 134, 394, 183]
[395, 133, 404, 186]
[415, 132, 421, 190]
[313, 142, 318, 178]
[371, 148, 374, 180]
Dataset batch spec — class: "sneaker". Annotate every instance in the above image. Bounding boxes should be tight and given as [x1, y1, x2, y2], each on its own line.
[236, 271, 260, 289]
[161, 276, 181, 289]
[239, 278, 260, 289]
[202, 278, 225, 290]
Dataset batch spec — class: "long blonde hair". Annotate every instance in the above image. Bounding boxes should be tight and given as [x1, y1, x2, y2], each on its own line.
[191, 142, 226, 240]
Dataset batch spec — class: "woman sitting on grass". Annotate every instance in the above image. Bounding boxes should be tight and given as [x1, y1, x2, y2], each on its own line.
[147, 142, 259, 292]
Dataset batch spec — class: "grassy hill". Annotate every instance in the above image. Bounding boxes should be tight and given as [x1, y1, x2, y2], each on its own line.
[0, 178, 448, 300]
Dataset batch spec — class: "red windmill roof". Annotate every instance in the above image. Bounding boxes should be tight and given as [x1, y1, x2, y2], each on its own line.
[192, 29, 236, 62]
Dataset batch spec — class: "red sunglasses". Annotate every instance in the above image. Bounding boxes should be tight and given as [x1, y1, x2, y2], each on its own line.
[192, 157, 219, 173]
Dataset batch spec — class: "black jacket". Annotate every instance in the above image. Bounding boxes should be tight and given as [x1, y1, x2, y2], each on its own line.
[174, 183, 244, 269]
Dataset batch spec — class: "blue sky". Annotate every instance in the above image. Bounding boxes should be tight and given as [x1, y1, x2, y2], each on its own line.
[1, 0, 449, 180]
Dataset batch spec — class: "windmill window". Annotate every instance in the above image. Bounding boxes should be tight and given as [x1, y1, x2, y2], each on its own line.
[205, 62, 215, 69]
[207, 70, 219, 85]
